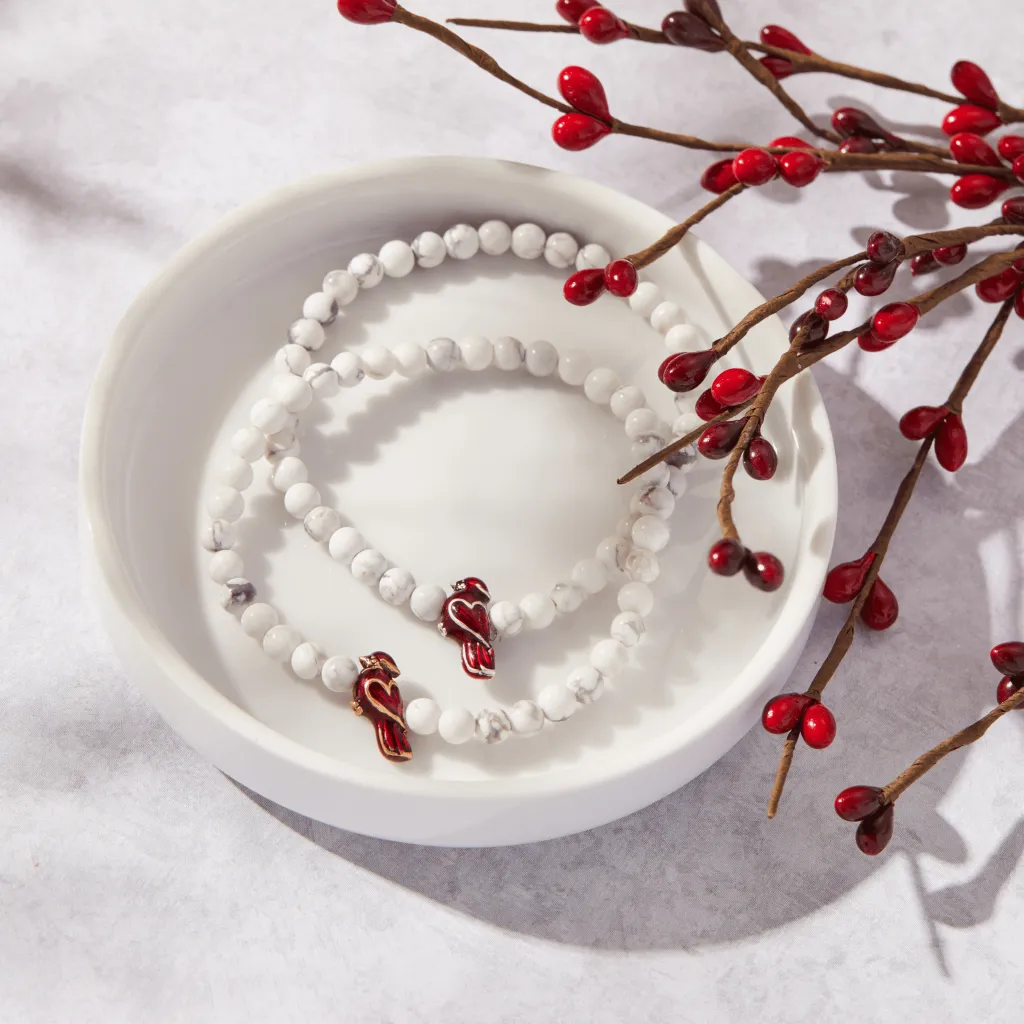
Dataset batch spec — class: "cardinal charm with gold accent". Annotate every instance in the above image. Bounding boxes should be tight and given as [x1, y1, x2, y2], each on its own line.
[439, 577, 497, 680]
[350, 651, 412, 762]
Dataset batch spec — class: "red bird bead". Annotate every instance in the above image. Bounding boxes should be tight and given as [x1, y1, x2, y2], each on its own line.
[935, 413, 968, 471]
[933, 243, 967, 265]
[911, 252, 939, 276]
[695, 388, 727, 421]
[760, 57, 793, 80]
[858, 328, 891, 352]
[556, 0, 600, 23]
[552, 113, 611, 151]
[975, 267, 1023, 302]
[996, 676, 1024, 707]
[853, 260, 899, 297]
[838, 137, 878, 155]
[860, 578, 899, 631]
[1014, 155, 1024, 183]
[604, 259, 637, 297]
[872, 302, 919, 343]
[659, 349, 718, 392]
[564, 268, 606, 305]
[942, 104, 1002, 137]
[1002, 197, 1024, 224]
[661, 10, 725, 51]
[351, 652, 412, 762]
[770, 136, 813, 149]
[815, 288, 848, 321]
[761, 692, 815, 734]
[778, 151, 823, 187]
[697, 418, 747, 460]
[991, 641, 1024, 676]
[866, 230, 904, 265]
[760, 24, 811, 54]
[557, 66, 611, 120]
[948, 131, 1002, 167]
[789, 310, 829, 345]
[743, 550, 785, 592]
[998, 135, 1024, 161]
[578, 7, 629, 43]
[950, 173, 1009, 208]
[701, 158, 738, 194]
[743, 435, 778, 481]
[336, 0, 396, 24]
[832, 107, 891, 142]
[899, 405, 947, 440]
[439, 578, 496, 680]
[708, 538, 747, 576]
[950, 60, 999, 110]
[801, 703, 836, 748]
[856, 804, 895, 855]
[823, 552, 875, 604]
[835, 785, 885, 822]
[732, 148, 778, 186]
[711, 367, 760, 406]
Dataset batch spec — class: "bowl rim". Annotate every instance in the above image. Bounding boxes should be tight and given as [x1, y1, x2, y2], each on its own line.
[80, 154, 837, 807]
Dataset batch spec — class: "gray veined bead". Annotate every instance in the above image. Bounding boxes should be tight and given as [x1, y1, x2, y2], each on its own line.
[221, 578, 256, 609]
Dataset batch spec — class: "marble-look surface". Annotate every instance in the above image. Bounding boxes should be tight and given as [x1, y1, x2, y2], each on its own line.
[2, 0, 1023, 1020]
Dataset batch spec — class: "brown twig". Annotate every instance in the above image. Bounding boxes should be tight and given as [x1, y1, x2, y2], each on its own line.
[446, 17, 665, 44]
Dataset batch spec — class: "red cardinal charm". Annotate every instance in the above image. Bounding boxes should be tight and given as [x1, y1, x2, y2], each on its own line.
[350, 651, 412, 763]
[439, 577, 496, 680]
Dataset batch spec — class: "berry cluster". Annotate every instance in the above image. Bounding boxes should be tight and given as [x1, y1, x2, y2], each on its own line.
[762, 692, 837, 749]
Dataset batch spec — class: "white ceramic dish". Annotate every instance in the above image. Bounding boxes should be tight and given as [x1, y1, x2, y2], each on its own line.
[80, 156, 836, 847]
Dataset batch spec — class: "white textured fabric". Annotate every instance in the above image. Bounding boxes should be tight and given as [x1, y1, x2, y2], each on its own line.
[2, 0, 1024, 1021]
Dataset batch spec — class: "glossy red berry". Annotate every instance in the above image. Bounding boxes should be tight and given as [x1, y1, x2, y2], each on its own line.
[711, 367, 760, 406]
[701, 158, 738, 194]
[743, 435, 778, 480]
[814, 288, 848, 321]
[975, 266, 1024, 302]
[853, 260, 899, 296]
[858, 328, 890, 352]
[556, 0, 600, 23]
[708, 537, 747, 576]
[778, 151, 824, 187]
[948, 131, 1002, 168]
[760, 57, 793, 79]
[823, 552, 875, 604]
[801, 703, 836, 748]
[1002, 197, 1024, 224]
[866, 230, 904, 265]
[1016, 287, 1024, 320]
[789, 310, 829, 345]
[760, 24, 811, 54]
[578, 7, 629, 43]
[563, 268, 606, 306]
[1014, 155, 1024, 183]
[832, 107, 892, 142]
[661, 10, 726, 51]
[732, 148, 778, 186]
[950, 60, 999, 110]
[557, 66, 611, 120]
[899, 405, 947, 440]
[935, 413, 968, 471]
[695, 388, 727, 422]
[761, 692, 815, 734]
[603, 258, 637, 297]
[950, 173, 1009, 208]
[991, 641, 1024, 676]
[998, 135, 1024, 162]
[911, 251, 939, 276]
[835, 785, 885, 822]
[860, 578, 899, 631]
[770, 136, 813, 149]
[336, 0, 396, 23]
[872, 302, 919, 343]
[552, 113, 611, 151]
[659, 348, 718, 392]
[856, 804, 894, 856]
[996, 676, 1024, 707]
[697, 417, 748, 459]
[942, 104, 1002, 137]
[838, 137, 879, 155]
[933, 243, 967, 265]
[743, 550, 785, 592]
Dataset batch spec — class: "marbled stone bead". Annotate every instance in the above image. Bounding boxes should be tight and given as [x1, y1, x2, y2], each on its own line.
[610, 610, 645, 647]
[590, 637, 628, 677]
[511, 223, 546, 259]
[271, 456, 307, 493]
[412, 230, 446, 269]
[207, 486, 243, 522]
[331, 351, 365, 388]
[667, 442, 698, 468]
[624, 548, 660, 583]
[291, 642, 326, 680]
[509, 699, 545, 735]
[557, 348, 589, 386]
[571, 557, 607, 595]
[393, 341, 428, 377]
[520, 592, 556, 629]
[271, 373, 314, 412]
[218, 455, 253, 491]
[289, 317, 327, 350]
[650, 301, 685, 334]
[265, 428, 299, 463]
[303, 362, 340, 397]
[351, 548, 387, 584]
[444, 223, 480, 260]
[348, 252, 384, 289]
[525, 340, 558, 377]
[667, 465, 689, 499]
[458, 335, 493, 371]
[274, 344, 311, 376]
[322, 269, 359, 306]
[262, 624, 302, 662]
[329, 527, 366, 565]
[209, 549, 243, 584]
[378, 239, 415, 277]
[624, 408, 662, 442]
[490, 599, 524, 637]
[665, 323, 701, 353]
[610, 385, 645, 421]
[426, 336, 459, 372]
[202, 519, 236, 552]
[304, 505, 341, 543]
[301, 294, 337, 326]
[595, 535, 631, 573]
[360, 345, 395, 379]
[250, 398, 288, 435]
[220, 577, 256, 610]
[240, 602, 278, 639]
[410, 584, 446, 622]
[405, 698, 442, 736]
[575, 242, 611, 271]
[628, 281, 662, 318]
[631, 484, 675, 519]
[632, 514, 670, 552]
[321, 655, 360, 693]
[617, 581, 654, 616]
[283, 482, 320, 519]
[492, 335, 525, 370]
[478, 219, 512, 255]
[475, 708, 512, 744]
[583, 368, 620, 404]
[543, 231, 579, 269]
[551, 581, 585, 614]
[672, 411, 703, 439]
[379, 567, 416, 606]
[538, 682, 577, 722]
[567, 665, 605, 704]
[438, 707, 476, 744]
[231, 425, 266, 461]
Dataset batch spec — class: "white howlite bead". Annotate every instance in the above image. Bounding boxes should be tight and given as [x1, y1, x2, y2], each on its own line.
[617, 513, 641, 540]
[360, 345, 395, 380]
[412, 230, 447, 269]
[476, 708, 512, 744]
[378, 239, 415, 278]
[209, 549, 243, 584]
[438, 707, 476, 745]
[572, 557, 608, 595]
[291, 642, 325, 681]
[274, 344, 311, 376]
[478, 219, 512, 255]
[406, 698, 442, 736]
[304, 506, 341, 543]
[322, 269, 359, 306]
[444, 223, 480, 260]
[668, 443, 699, 469]
[393, 341, 428, 377]
[492, 335, 525, 371]
[409, 584, 446, 622]
[557, 348, 589, 386]
[303, 363, 340, 397]
[263, 624, 302, 663]
[379, 567, 416, 606]
[591, 637, 628, 677]
[329, 527, 366, 565]
[426, 337, 459, 372]
[584, 367, 620, 404]
[221, 578, 256, 610]
[525, 340, 558, 377]
[331, 351, 365, 388]
[551, 582, 585, 615]
[618, 581, 654, 616]
[576, 242, 611, 271]
[348, 252, 384, 289]
[509, 699, 545, 735]
[351, 548, 387, 584]
[609, 385, 645, 421]
[284, 482, 320, 519]
[538, 682, 577, 722]
[544, 231, 579, 269]
[511, 222, 546, 259]
[624, 408, 662, 442]
[520, 592, 556, 630]
[610, 611, 645, 648]
[567, 665, 605, 704]
[665, 323, 701, 353]
[634, 459, 671, 490]
[650, 301, 685, 334]
[321, 655, 360, 693]
[250, 398, 288, 435]
[624, 548, 660, 583]
[218, 455, 253, 491]
[629, 281, 663, 318]
[265, 430, 299, 463]
[631, 484, 675, 519]
[241, 602, 278, 639]
[672, 411, 703, 438]
[490, 600, 523, 637]
[667, 465, 689, 499]
[459, 335, 493, 371]
[271, 456, 307, 492]
[595, 535, 631, 573]
[201, 519, 236, 552]
[231, 425, 266, 462]
[207, 486, 243, 522]
[632, 514, 670, 552]
[291, 316, 327, 349]
[271, 373, 314, 412]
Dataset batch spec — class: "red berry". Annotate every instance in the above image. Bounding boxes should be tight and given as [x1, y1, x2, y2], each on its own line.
[1003, 196, 1024, 224]
[336, 0, 396, 23]
[935, 413, 968, 471]
[872, 302, 919, 343]
[832, 107, 892, 142]
[1016, 287, 1024, 320]
[760, 57, 793, 79]
[761, 692, 815, 734]
[708, 538, 747, 576]
[950, 60, 999, 110]
[823, 552, 875, 604]
[555, 0, 600, 23]
[950, 173, 1009, 208]
[814, 289, 848, 321]
[856, 804, 894, 855]
[603, 258, 637, 297]
[770, 136, 813, 149]
[838, 137, 879, 155]
[711, 367, 760, 406]
[911, 251, 939, 276]
[659, 348, 719, 392]
[760, 24, 811, 54]
[853, 260, 898, 296]
[557, 66, 611, 121]
[743, 435, 778, 480]
[942, 104, 1002, 137]
[661, 10, 725, 51]
[789, 310, 829, 345]
[835, 785, 885, 822]
[866, 230, 904, 265]
[698, 417, 748, 459]
[695, 388, 727, 422]
[975, 266, 1024, 302]
[801, 703, 836, 748]
[778, 151, 824, 187]
[563, 268, 606, 306]
[858, 328, 891, 352]
[552, 113, 611, 151]
[948, 131, 1002, 167]
[933, 243, 967, 265]
[991, 641, 1024, 676]
[860, 578, 898, 631]
[701, 158, 738, 194]
[996, 676, 1024, 707]
[1014, 155, 1024, 183]
[743, 550, 785, 592]
[578, 7, 629, 43]
[732, 148, 778, 186]
[998, 135, 1024, 162]
[899, 404, 947, 440]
